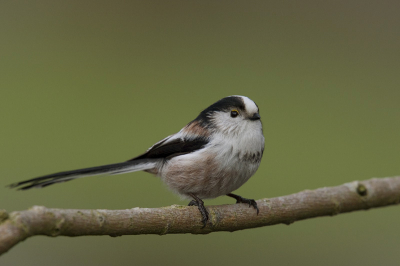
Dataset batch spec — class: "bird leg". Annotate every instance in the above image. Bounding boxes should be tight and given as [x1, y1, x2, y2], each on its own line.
[188, 193, 209, 228]
[227, 193, 259, 214]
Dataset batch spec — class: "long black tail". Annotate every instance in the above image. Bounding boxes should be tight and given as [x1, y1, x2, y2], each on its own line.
[8, 158, 159, 190]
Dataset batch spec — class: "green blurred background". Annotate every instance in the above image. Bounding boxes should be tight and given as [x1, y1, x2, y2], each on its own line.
[1, 1, 400, 265]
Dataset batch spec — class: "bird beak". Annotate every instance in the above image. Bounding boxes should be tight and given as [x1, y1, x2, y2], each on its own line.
[249, 113, 261, 121]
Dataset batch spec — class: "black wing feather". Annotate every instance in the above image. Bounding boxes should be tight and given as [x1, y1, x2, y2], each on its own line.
[129, 137, 209, 161]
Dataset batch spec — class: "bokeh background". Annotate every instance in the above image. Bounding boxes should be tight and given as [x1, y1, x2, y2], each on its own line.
[1, 1, 400, 265]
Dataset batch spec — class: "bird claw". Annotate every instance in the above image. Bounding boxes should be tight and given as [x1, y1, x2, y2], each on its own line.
[228, 193, 259, 215]
[188, 200, 197, 206]
[188, 196, 209, 228]
[239, 198, 259, 215]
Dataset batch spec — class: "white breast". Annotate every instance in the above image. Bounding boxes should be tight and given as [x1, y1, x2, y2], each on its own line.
[159, 121, 264, 199]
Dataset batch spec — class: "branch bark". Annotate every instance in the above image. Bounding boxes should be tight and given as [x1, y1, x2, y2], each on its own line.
[1, 176, 400, 255]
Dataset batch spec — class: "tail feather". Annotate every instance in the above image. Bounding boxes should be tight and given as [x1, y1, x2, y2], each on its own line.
[8, 158, 159, 190]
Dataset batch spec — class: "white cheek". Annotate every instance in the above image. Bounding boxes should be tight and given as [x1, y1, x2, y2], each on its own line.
[211, 112, 244, 134]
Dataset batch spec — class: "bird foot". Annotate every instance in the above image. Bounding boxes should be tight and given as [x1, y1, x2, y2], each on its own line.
[227, 193, 259, 215]
[188, 196, 209, 228]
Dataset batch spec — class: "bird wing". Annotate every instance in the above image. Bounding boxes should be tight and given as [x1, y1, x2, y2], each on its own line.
[128, 135, 209, 161]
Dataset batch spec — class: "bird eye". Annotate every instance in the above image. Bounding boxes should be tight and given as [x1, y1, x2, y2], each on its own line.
[230, 110, 239, 118]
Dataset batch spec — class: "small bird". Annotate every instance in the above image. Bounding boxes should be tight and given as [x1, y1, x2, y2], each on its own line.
[9, 96, 265, 227]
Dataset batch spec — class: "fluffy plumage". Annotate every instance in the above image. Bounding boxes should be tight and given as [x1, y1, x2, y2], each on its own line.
[9, 95, 265, 227]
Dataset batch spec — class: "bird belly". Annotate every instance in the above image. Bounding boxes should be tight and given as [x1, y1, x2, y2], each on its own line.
[159, 148, 261, 199]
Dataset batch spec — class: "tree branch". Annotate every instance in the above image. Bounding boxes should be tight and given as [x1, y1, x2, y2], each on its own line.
[1, 176, 400, 255]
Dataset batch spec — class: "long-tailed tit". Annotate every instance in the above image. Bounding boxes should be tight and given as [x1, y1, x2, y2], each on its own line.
[9, 95, 265, 227]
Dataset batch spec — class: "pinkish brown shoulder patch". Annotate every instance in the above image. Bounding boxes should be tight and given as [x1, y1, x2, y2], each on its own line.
[181, 121, 211, 137]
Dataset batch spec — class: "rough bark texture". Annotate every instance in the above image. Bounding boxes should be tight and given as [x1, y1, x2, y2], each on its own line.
[1, 177, 400, 255]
